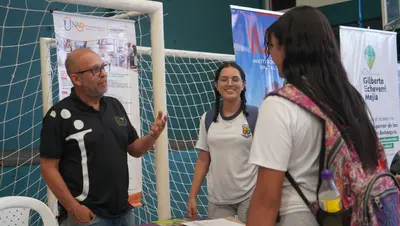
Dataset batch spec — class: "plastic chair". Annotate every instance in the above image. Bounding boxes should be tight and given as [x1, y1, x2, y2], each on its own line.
[0, 196, 58, 226]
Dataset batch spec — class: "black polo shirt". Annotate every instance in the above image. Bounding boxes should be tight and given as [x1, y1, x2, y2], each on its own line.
[40, 88, 139, 218]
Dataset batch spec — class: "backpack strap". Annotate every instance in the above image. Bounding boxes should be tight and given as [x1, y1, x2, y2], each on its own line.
[205, 105, 259, 134]
[271, 84, 329, 121]
[204, 108, 215, 133]
[246, 105, 258, 135]
[285, 172, 311, 207]
[285, 123, 326, 210]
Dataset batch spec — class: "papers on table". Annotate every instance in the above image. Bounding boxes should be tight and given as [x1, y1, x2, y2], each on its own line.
[183, 218, 244, 226]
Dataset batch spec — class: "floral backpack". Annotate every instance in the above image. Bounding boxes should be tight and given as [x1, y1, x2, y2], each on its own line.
[269, 84, 400, 226]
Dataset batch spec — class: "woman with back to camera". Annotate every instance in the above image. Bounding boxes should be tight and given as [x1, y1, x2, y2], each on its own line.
[246, 6, 386, 226]
[187, 62, 258, 223]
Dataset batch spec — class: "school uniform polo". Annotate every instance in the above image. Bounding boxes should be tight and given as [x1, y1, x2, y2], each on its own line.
[248, 96, 321, 216]
[40, 88, 139, 218]
[195, 108, 258, 205]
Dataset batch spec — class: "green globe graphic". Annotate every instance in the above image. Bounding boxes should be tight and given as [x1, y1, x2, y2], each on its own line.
[365, 45, 375, 70]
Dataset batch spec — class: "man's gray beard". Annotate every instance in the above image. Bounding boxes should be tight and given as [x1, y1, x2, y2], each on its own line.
[85, 86, 106, 98]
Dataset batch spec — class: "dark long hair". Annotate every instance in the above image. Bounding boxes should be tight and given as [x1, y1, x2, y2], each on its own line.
[213, 62, 248, 122]
[265, 6, 378, 170]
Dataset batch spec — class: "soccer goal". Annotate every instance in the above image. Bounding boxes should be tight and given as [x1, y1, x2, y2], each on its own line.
[1, 0, 235, 224]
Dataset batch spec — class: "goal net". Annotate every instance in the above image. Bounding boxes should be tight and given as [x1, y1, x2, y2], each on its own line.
[0, 0, 235, 225]
[135, 47, 234, 224]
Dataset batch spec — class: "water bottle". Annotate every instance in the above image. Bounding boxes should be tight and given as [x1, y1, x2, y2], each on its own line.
[319, 169, 342, 212]
[318, 169, 343, 226]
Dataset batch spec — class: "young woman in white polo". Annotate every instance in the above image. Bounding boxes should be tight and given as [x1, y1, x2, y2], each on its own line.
[187, 62, 258, 223]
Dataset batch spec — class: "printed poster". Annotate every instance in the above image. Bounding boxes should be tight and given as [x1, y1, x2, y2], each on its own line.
[52, 11, 142, 205]
[340, 26, 400, 166]
[230, 5, 284, 107]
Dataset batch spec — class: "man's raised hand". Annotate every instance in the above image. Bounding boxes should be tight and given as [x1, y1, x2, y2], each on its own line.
[150, 111, 167, 139]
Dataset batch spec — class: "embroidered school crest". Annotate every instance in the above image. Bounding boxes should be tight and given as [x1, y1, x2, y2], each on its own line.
[114, 116, 127, 126]
[241, 124, 251, 138]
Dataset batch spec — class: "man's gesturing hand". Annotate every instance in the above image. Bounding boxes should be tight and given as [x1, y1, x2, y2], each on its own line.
[150, 111, 167, 139]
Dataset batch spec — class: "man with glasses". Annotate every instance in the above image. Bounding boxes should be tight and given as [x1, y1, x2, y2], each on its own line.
[39, 48, 167, 226]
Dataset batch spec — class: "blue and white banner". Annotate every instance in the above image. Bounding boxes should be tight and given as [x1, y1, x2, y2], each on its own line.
[230, 5, 284, 107]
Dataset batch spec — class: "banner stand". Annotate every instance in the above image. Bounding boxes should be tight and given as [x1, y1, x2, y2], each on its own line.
[340, 26, 400, 166]
[230, 5, 284, 107]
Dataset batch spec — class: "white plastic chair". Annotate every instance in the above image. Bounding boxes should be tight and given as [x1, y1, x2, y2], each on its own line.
[0, 196, 58, 226]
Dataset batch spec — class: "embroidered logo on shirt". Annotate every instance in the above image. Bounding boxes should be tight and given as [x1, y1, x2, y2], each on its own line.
[114, 116, 127, 126]
[241, 124, 251, 138]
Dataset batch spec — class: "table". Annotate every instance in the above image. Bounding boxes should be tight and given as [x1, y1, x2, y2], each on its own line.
[139, 217, 244, 226]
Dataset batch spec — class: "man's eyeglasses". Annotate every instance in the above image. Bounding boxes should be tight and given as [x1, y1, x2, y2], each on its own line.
[74, 64, 110, 76]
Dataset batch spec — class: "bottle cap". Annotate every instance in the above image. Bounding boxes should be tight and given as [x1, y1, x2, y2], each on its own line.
[321, 169, 334, 180]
